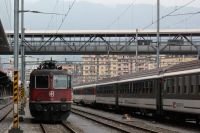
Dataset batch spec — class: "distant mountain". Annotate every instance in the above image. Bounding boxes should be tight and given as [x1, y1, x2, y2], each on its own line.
[1, 1, 200, 30]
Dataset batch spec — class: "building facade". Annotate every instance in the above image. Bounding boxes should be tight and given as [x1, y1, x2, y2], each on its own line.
[81, 55, 197, 83]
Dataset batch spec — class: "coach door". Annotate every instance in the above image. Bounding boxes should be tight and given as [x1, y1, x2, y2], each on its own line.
[114, 83, 119, 107]
[156, 78, 163, 116]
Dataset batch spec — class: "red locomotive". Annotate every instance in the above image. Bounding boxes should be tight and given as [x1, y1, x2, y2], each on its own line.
[29, 60, 72, 121]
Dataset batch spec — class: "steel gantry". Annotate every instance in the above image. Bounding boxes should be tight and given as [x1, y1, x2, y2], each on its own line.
[2, 29, 200, 55]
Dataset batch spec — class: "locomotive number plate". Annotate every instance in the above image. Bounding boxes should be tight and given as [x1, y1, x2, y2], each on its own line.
[49, 91, 55, 97]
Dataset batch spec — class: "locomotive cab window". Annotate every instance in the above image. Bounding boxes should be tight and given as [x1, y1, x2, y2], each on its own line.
[68, 76, 71, 88]
[36, 76, 48, 88]
[53, 75, 68, 89]
[30, 76, 35, 88]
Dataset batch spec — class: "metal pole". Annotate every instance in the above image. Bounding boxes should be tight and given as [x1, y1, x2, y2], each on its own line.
[9, 0, 23, 132]
[14, 0, 19, 69]
[198, 47, 200, 60]
[19, 0, 26, 117]
[136, 29, 138, 72]
[21, 0, 25, 89]
[156, 0, 160, 68]
[96, 55, 99, 81]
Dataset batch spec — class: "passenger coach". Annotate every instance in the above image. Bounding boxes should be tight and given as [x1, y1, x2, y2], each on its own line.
[74, 60, 200, 123]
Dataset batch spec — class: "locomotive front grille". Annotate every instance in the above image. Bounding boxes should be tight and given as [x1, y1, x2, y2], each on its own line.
[31, 103, 71, 112]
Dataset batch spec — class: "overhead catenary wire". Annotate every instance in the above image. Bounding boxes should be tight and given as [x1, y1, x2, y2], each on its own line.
[168, 11, 200, 16]
[106, 0, 136, 29]
[165, 12, 198, 29]
[16, 0, 76, 32]
[45, 0, 60, 30]
[56, 0, 77, 33]
[142, 0, 196, 30]
[8, 0, 13, 29]
[4, 0, 12, 29]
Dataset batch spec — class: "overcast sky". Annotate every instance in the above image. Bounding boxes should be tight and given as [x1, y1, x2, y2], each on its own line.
[27, 0, 200, 7]
[1, 0, 200, 30]
[1, 0, 200, 66]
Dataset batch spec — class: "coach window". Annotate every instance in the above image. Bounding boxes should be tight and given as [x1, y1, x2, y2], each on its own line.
[166, 78, 174, 94]
[191, 75, 196, 94]
[36, 76, 48, 88]
[136, 82, 139, 94]
[131, 83, 134, 94]
[140, 82, 144, 94]
[53, 75, 68, 89]
[184, 76, 190, 94]
[126, 83, 129, 94]
[149, 81, 153, 94]
[178, 77, 183, 94]
[121, 87, 123, 94]
[129, 82, 132, 93]
[143, 81, 147, 94]
[130, 82, 133, 93]
[119, 86, 121, 94]
[172, 77, 177, 94]
[145, 82, 149, 94]
[123, 84, 126, 94]
[132, 83, 136, 94]
[137, 82, 140, 94]
[177, 86, 181, 94]
[198, 75, 200, 94]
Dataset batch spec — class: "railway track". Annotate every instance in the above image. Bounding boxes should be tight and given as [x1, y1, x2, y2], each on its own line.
[40, 121, 78, 133]
[0, 102, 13, 122]
[71, 107, 178, 133]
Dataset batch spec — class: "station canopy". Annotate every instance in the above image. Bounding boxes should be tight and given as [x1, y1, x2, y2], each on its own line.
[0, 20, 9, 53]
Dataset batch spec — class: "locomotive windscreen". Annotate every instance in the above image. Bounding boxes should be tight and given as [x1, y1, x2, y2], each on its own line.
[53, 75, 71, 89]
[30, 76, 48, 88]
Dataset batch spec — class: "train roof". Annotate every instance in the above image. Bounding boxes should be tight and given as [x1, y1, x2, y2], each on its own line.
[30, 69, 69, 76]
[162, 60, 200, 77]
[164, 60, 200, 73]
[73, 60, 200, 89]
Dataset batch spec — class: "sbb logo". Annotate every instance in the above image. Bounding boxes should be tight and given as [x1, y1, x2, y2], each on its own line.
[49, 91, 55, 97]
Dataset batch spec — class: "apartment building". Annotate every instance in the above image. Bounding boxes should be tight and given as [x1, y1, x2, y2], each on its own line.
[82, 55, 197, 83]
